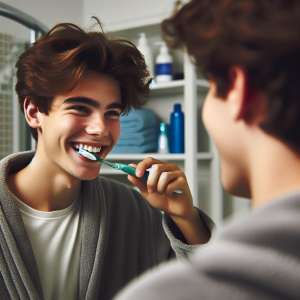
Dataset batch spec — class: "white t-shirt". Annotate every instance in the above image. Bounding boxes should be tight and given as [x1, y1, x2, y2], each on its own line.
[16, 193, 83, 300]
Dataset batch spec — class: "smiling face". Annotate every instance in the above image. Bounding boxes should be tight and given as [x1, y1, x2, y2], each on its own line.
[34, 70, 122, 181]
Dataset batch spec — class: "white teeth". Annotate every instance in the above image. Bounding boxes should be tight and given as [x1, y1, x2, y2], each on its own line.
[73, 143, 102, 153]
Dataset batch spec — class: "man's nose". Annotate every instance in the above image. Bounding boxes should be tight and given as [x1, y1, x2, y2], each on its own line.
[85, 115, 109, 137]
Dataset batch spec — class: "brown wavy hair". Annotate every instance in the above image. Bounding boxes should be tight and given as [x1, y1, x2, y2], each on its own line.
[162, 0, 300, 152]
[15, 17, 151, 141]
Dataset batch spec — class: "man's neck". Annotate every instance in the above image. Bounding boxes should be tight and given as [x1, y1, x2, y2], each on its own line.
[250, 136, 300, 210]
[7, 154, 81, 212]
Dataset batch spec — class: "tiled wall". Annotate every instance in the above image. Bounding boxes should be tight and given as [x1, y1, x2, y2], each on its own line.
[0, 33, 13, 160]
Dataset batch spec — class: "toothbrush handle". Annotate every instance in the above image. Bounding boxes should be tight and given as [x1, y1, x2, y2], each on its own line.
[119, 164, 149, 181]
[119, 164, 182, 194]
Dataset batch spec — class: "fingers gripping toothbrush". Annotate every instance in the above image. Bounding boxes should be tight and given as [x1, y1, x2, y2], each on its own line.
[77, 147, 182, 194]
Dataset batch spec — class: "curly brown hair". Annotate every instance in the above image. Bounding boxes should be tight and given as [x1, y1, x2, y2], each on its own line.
[15, 17, 151, 141]
[162, 0, 300, 152]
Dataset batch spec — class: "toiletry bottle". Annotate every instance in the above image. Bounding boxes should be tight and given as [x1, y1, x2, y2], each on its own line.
[158, 123, 169, 153]
[155, 42, 173, 83]
[137, 32, 153, 77]
[170, 104, 184, 153]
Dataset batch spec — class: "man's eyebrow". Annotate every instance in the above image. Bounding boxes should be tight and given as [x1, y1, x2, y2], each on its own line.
[106, 102, 123, 111]
[63, 97, 100, 108]
[63, 96, 123, 111]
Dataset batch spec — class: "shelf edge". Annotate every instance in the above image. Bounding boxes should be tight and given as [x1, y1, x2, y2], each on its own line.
[106, 153, 186, 160]
[197, 152, 214, 160]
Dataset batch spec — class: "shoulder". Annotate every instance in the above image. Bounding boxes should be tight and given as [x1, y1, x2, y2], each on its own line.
[219, 190, 300, 247]
[116, 204, 300, 300]
[0, 151, 34, 172]
[0, 151, 35, 191]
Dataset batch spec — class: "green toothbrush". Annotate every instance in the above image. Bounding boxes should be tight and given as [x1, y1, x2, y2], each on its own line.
[78, 147, 150, 181]
[77, 147, 182, 194]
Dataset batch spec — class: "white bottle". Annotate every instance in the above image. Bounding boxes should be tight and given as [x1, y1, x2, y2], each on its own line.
[158, 123, 169, 153]
[155, 42, 173, 83]
[137, 32, 154, 77]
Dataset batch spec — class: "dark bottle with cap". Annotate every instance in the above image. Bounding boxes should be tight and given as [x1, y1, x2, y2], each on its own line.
[170, 104, 184, 153]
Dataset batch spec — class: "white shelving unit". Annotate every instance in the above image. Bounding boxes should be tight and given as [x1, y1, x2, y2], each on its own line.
[98, 15, 224, 226]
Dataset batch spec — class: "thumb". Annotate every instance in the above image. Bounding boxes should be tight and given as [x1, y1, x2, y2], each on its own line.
[127, 164, 149, 198]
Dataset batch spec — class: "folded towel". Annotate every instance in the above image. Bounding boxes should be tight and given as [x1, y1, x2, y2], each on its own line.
[120, 108, 158, 132]
[111, 140, 158, 153]
[117, 128, 158, 146]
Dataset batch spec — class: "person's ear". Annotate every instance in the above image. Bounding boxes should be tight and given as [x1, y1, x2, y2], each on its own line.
[227, 66, 249, 122]
[227, 67, 266, 124]
[24, 97, 41, 128]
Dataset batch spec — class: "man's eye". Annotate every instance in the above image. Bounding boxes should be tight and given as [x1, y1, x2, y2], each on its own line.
[70, 106, 89, 113]
[105, 110, 121, 117]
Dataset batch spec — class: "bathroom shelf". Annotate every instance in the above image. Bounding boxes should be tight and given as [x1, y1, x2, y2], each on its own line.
[106, 152, 213, 161]
[150, 81, 184, 97]
[150, 79, 209, 97]
[150, 80, 185, 90]
[106, 153, 186, 161]
[150, 79, 209, 90]
[197, 152, 214, 160]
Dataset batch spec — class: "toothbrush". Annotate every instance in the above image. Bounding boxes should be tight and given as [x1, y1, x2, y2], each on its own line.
[77, 147, 182, 194]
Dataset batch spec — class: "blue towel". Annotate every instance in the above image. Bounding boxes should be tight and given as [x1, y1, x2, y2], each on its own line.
[111, 140, 158, 153]
[117, 128, 158, 146]
[120, 108, 158, 132]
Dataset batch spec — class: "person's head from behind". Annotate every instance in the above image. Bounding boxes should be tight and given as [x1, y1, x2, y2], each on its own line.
[162, 0, 300, 199]
[15, 17, 150, 180]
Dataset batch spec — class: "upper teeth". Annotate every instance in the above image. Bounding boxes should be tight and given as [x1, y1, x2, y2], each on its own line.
[74, 144, 102, 153]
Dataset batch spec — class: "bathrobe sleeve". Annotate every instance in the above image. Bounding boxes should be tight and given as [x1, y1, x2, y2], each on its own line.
[162, 208, 216, 261]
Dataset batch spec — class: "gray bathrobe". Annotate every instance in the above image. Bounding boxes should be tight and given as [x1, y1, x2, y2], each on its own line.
[115, 190, 300, 300]
[0, 151, 214, 300]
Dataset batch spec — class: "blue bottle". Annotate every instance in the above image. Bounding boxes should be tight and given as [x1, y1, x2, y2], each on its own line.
[170, 104, 184, 153]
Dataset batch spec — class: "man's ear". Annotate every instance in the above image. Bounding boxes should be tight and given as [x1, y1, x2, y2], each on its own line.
[227, 66, 249, 122]
[227, 67, 266, 124]
[24, 97, 41, 128]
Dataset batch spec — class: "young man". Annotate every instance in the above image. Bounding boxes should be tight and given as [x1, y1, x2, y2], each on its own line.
[115, 0, 300, 299]
[0, 18, 213, 300]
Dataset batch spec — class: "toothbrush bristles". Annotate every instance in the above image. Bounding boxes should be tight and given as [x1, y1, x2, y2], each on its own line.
[78, 147, 117, 168]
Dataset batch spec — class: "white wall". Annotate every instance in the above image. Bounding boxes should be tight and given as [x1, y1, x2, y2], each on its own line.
[0, 0, 84, 40]
[83, 0, 176, 30]
[0, 0, 177, 39]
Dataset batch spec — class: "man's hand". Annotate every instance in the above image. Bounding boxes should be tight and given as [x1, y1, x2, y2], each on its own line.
[127, 157, 211, 245]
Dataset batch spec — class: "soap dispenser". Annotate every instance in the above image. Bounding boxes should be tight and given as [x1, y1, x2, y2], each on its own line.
[155, 42, 173, 83]
[137, 32, 153, 77]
